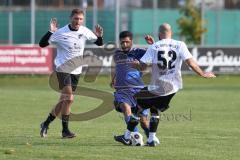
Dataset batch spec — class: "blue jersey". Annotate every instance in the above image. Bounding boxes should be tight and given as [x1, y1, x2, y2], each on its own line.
[114, 48, 145, 90]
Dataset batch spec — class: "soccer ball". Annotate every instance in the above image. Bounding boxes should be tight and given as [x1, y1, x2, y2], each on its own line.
[130, 132, 144, 146]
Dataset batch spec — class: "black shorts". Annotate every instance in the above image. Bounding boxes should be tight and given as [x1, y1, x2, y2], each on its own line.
[134, 87, 175, 112]
[56, 72, 80, 91]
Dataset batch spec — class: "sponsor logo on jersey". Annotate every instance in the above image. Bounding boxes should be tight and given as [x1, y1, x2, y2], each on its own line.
[78, 34, 83, 39]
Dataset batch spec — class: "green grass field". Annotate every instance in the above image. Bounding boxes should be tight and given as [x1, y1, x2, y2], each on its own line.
[0, 75, 239, 160]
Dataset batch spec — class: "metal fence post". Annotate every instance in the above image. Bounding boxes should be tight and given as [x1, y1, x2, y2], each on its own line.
[115, 0, 120, 47]
[31, 0, 36, 44]
[8, 0, 13, 45]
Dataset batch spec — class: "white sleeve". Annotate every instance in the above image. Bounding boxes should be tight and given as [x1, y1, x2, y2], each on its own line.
[84, 27, 98, 42]
[179, 42, 192, 60]
[140, 46, 154, 64]
[48, 32, 58, 44]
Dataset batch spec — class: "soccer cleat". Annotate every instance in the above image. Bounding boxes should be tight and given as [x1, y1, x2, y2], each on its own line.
[153, 136, 160, 145]
[146, 141, 157, 147]
[40, 122, 49, 138]
[114, 135, 132, 145]
[62, 130, 76, 139]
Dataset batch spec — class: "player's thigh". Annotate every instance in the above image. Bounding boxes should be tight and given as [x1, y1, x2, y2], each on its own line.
[70, 74, 80, 92]
[134, 88, 156, 109]
[153, 93, 176, 112]
[113, 90, 136, 114]
[56, 72, 71, 90]
[56, 72, 80, 92]
[120, 103, 132, 116]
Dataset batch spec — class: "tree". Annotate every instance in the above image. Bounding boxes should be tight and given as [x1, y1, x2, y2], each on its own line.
[177, 0, 207, 45]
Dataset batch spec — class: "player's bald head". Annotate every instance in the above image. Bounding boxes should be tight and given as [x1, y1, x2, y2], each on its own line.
[158, 23, 172, 39]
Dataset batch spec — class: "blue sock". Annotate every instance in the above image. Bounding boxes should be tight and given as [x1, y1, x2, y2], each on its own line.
[125, 116, 138, 132]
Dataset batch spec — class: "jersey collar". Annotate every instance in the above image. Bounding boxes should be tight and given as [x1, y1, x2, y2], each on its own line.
[68, 24, 79, 31]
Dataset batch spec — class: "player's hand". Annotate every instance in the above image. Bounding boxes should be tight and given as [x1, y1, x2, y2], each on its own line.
[95, 24, 103, 37]
[131, 59, 140, 69]
[110, 79, 115, 88]
[202, 72, 216, 78]
[110, 82, 114, 88]
[144, 35, 155, 45]
[49, 18, 58, 32]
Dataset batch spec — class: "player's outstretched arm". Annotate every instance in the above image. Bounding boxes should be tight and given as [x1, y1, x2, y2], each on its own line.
[185, 58, 216, 78]
[94, 24, 103, 46]
[132, 60, 148, 71]
[144, 35, 155, 45]
[39, 18, 58, 48]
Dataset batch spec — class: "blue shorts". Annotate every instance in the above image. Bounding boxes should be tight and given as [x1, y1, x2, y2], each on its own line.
[114, 88, 148, 116]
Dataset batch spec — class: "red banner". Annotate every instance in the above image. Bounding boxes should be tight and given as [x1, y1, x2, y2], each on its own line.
[0, 46, 53, 74]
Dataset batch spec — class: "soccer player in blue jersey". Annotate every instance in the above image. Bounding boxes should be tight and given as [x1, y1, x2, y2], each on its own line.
[111, 31, 158, 145]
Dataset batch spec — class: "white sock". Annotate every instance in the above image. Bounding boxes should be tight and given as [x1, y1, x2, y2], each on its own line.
[124, 129, 131, 140]
[148, 132, 156, 142]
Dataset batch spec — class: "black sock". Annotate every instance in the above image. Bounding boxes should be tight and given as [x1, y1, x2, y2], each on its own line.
[62, 115, 70, 132]
[127, 115, 139, 132]
[43, 113, 56, 126]
[142, 126, 149, 138]
[149, 116, 160, 132]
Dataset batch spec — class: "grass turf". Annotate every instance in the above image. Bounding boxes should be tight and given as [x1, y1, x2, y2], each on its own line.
[0, 75, 239, 160]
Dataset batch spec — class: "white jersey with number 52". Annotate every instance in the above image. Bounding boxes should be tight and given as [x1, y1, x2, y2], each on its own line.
[140, 39, 192, 96]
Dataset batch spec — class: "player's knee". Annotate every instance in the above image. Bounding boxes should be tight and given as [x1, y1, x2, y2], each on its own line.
[114, 101, 122, 112]
[60, 93, 74, 104]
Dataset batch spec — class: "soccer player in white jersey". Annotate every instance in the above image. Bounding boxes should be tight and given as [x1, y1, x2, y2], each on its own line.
[120, 23, 216, 146]
[39, 9, 103, 138]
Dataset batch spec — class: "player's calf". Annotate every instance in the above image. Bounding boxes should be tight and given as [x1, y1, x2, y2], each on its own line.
[127, 114, 140, 132]
[61, 114, 76, 138]
[147, 115, 160, 146]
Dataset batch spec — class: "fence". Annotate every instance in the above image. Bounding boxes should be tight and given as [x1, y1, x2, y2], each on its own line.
[0, 0, 240, 46]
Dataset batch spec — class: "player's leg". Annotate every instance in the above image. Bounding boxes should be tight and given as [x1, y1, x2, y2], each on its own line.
[59, 85, 75, 138]
[114, 104, 134, 144]
[118, 102, 132, 122]
[40, 72, 78, 138]
[146, 93, 175, 146]
[40, 71, 69, 138]
[113, 102, 140, 145]
[147, 107, 160, 146]
[139, 109, 149, 138]
[120, 105, 142, 142]
[40, 102, 61, 137]
[60, 73, 80, 138]
[134, 87, 153, 138]
[40, 92, 71, 137]
[121, 103, 140, 132]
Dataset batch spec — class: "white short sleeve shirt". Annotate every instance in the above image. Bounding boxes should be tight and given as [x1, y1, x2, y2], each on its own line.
[49, 25, 97, 74]
[140, 39, 192, 96]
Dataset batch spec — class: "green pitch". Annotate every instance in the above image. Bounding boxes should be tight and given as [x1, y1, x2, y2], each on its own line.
[0, 75, 239, 160]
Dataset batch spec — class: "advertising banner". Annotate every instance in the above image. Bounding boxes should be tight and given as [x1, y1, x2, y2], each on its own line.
[0, 46, 53, 74]
[83, 46, 240, 74]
